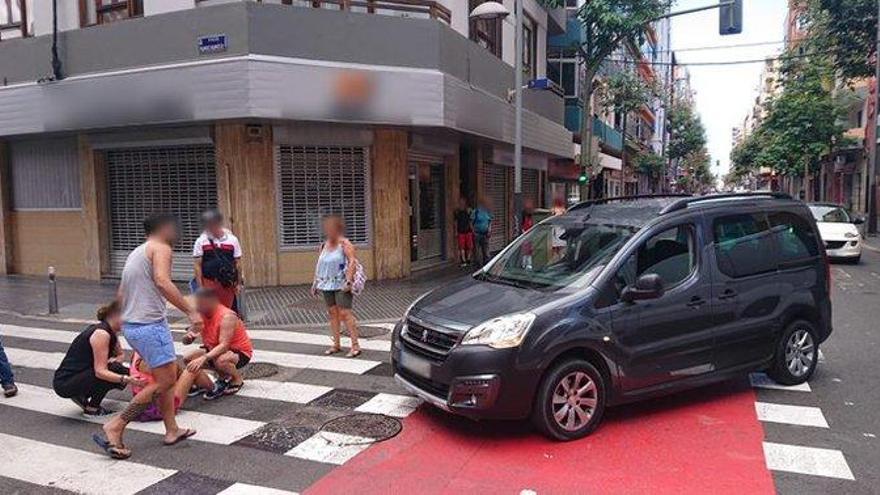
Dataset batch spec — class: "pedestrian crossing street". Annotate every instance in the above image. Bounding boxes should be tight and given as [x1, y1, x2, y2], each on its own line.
[749, 350, 857, 483]
[0, 320, 417, 494]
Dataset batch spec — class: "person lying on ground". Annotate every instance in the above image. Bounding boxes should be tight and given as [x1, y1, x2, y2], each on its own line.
[128, 352, 215, 421]
[53, 302, 146, 415]
[182, 288, 253, 400]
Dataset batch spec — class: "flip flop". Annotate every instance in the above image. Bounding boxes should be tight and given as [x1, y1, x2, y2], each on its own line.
[346, 349, 362, 358]
[324, 347, 342, 355]
[92, 434, 131, 460]
[163, 428, 197, 446]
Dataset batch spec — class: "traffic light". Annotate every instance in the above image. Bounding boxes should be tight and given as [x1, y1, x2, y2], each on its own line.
[719, 0, 742, 35]
[578, 173, 588, 184]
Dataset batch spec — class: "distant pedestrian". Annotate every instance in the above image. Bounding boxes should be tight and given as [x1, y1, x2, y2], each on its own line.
[53, 302, 145, 416]
[0, 337, 17, 398]
[453, 197, 474, 266]
[520, 198, 536, 270]
[193, 209, 242, 312]
[473, 198, 494, 266]
[93, 212, 201, 460]
[311, 215, 362, 358]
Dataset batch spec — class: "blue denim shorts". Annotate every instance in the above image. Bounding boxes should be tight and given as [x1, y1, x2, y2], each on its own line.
[123, 320, 176, 369]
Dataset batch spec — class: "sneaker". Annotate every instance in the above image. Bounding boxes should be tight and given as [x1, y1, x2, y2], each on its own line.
[2, 382, 18, 398]
[82, 406, 114, 417]
[203, 379, 229, 401]
[187, 384, 211, 398]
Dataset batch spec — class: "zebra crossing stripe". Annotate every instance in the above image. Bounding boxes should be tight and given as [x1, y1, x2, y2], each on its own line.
[748, 372, 812, 392]
[0, 324, 381, 374]
[237, 379, 332, 404]
[354, 393, 421, 418]
[0, 431, 176, 494]
[763, 442, 854, 480]
[217, 483, 299, 495]
[2, 384, 265, 445]
[755, 402, 829, 428]
[285, 431, 373, 465]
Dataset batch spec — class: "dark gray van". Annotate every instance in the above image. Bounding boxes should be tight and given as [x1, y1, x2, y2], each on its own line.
[391, 193, 832, 440]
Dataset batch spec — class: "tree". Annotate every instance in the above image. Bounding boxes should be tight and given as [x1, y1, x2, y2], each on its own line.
[805, 0, 876, 82]
[599, 70, 655, 117]
[573, 0, 673, 195]
[668, 102, 707, 162]
[635, 150, 665, 179]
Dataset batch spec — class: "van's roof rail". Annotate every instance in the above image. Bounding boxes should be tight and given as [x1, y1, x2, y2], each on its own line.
[568, 194, 691, 212]
[659, 192, 794, 215]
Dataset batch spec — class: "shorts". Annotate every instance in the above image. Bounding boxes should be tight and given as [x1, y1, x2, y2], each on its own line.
[457, 232, 474, 251]
[322, 289, 353, 309]
[201, 346, 251, 370]
[123, 320, 176, 369]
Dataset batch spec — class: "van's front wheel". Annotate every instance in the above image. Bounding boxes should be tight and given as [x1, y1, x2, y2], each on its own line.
[768, 320, 819, 385]
[531, 359, 606, 441]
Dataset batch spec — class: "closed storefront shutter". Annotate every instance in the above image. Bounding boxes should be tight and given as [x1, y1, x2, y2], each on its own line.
[276, 146, 370, 248]
[482, 164, 509, 253]
[106, 145, 217, 280]
[522, 168, 540, 209]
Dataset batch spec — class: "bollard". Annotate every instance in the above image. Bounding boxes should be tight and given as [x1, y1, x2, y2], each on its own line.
[48, 266, 59, 315]
[237, 280, 248, 323]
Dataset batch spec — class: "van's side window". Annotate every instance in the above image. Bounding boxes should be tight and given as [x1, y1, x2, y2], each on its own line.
[768, 212, 819, 262]
[614, 225, 696, 296]
[713, 213, 776, 278]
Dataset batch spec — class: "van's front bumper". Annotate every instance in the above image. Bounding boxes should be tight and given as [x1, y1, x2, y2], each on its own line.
[825, 238, 861, 259]
[391, 322, 539, 420]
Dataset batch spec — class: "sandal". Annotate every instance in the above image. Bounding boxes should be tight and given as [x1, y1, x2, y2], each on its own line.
[163, 428, 197, 446]
[324, 346, 342, 355]
[346, 349, 362, 358]
[92, 434, 131, 460]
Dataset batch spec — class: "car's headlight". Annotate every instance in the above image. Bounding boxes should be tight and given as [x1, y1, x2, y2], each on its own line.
[844, 232, 858, 238]
[461, 313, 536, 349]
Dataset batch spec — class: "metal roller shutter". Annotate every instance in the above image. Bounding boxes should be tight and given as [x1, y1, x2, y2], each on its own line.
[482, 164, 509, 253]
[276, 146, 370, 248]
[107, 145, 217, 280]
[522, 168, 539, 209]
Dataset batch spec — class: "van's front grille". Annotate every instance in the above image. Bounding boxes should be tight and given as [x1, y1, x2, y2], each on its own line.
[400, 319, 460, 361]
[398, 367, 450, 399]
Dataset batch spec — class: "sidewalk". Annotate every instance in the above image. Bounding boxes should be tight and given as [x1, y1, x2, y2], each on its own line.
[0, 266, 470, 327]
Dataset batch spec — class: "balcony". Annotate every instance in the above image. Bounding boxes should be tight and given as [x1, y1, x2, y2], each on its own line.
[197, 0, 451, 25]
[593, 116, 623, 152]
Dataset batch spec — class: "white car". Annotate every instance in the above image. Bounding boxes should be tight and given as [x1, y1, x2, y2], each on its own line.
[808, 203, 863, 262]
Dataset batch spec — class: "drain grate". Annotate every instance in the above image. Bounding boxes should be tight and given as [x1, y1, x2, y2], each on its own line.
[242, 362, 280, 379]
[344, 325, 389, 339]
[319, 413, 402, 444]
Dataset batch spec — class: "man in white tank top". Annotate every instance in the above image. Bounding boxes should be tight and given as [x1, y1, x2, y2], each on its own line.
[93, 213, 204, 460]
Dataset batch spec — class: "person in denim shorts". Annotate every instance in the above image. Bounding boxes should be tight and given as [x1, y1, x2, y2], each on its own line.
[92, 213, 203, 460]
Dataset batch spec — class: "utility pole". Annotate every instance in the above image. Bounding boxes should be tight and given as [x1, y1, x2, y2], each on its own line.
[868, 0, 880, 234]
[513, 0, 523, 234]
[51, 0, 63, 81]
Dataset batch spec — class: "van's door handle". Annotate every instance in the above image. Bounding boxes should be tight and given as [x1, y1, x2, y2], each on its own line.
[718, 289, 738, 300]
[687, 296, 706, 308]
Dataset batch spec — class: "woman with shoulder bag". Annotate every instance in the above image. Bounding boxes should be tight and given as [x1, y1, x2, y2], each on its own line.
[311, 215, 363, 358]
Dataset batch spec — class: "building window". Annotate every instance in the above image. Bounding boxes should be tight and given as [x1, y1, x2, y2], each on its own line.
[522, 17, 537, 80]
[564, 0, 578, 8]
[10, 138, 82, 211]
[0, 0, 26, 36]
[469, 0, 502, 58]
[277, 146, 371, 248]
[80, 0, 144, 27]
[547, 58, 577, 98]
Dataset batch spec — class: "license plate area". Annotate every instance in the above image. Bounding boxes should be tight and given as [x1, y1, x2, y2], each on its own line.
[399, 348, 432, 379]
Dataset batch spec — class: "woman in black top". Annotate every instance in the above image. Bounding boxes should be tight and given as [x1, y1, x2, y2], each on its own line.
[53, 302, 144, 415]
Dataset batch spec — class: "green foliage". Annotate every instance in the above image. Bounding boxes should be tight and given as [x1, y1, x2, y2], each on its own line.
[635, 151, 665, 178]
[599, 70, 655, 116]
[805, 0, 876, 82]
[668, 102, 707, 161]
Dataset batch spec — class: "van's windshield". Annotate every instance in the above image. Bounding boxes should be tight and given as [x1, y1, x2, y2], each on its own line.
[477, 221, 637, 291]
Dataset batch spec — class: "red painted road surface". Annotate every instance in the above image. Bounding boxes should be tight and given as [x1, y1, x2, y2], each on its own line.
[307, 380, 775, 494]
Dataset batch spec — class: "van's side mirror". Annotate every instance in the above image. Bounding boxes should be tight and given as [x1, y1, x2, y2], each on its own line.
[853, 216, 865, 225]
[621, 273, 665, 303]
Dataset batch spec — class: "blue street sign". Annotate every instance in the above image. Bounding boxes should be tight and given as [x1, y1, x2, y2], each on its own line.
[198, 34, 229, 55]
[527, 78, 554, 90]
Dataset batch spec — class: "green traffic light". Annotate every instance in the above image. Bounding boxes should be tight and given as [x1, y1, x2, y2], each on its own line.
[578, 174, 588, 183]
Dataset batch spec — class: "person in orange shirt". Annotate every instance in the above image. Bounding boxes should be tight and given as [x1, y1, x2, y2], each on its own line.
[181, 288, 253, 400]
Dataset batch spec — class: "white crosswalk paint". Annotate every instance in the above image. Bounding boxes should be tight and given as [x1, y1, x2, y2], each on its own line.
[763, 442, 854, 480]
[755, 402, 829, 428]
[0, 324, 382, 374]
[286, 431, 373, 465]
[355, 393, 422, 418]
[239, 379, 332, 404]
[218, 483, 299, 495]
[2, 384, 265, 445]
[0, 432, 176, 494]
[748, 373, 812, 392]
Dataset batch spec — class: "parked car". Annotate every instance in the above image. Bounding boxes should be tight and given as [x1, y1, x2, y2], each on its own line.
[392, 193, 832, 440]
[807, 203, 863, 263]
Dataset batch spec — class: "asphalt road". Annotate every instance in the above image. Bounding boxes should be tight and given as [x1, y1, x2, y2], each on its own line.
[765, 244, 880, 495]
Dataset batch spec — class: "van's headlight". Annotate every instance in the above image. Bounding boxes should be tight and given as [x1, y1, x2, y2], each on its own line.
[844, 232, 858, 238]
[461, 313, 536, 349]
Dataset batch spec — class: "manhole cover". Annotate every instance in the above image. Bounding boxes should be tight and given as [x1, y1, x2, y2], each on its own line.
[343, 325, 389, 338]
[287, 298, 327, 311]
[242, 362, 280, 379]
[320, 413, 402, 443]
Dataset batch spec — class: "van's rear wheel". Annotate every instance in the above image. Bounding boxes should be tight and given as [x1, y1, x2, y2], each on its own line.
[531, 359, 606, 441]
[768, 320, 819, 385]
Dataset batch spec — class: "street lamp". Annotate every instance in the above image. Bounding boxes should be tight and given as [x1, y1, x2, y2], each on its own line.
[469, 1, 524, 234]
